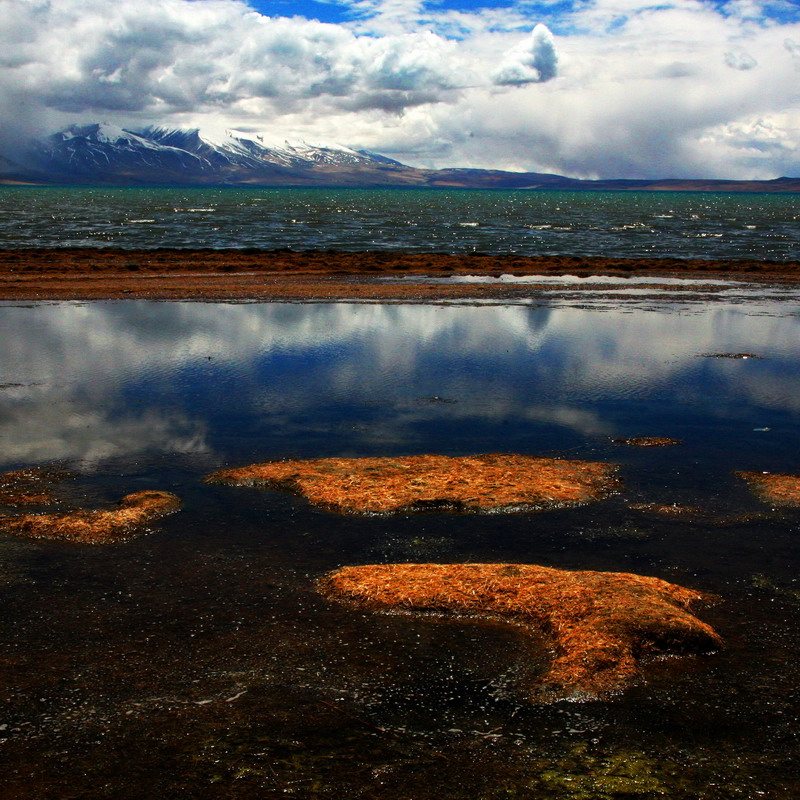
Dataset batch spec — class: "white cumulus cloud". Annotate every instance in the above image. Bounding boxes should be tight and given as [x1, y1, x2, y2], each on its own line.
[0, 0, 555, 129]
[493, 24, 558, 86]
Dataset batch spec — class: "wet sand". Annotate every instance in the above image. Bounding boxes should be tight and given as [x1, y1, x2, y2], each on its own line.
[0, 248, 798, 301]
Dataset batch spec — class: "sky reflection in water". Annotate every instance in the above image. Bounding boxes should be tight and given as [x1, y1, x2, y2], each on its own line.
[1, 298, 799, 481]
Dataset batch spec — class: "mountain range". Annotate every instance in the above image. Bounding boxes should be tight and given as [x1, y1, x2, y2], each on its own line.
[1, 122, 798, 193]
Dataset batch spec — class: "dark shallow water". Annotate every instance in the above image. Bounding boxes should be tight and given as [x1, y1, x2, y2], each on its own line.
[1, 292, 800, 798]
[0, 186, 798, 259]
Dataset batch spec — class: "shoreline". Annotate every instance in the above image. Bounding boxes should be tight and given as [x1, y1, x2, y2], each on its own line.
[0, 248, 798, 301]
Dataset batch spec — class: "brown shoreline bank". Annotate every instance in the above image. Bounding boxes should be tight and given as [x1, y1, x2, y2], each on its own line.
[0, 248, 798, 301]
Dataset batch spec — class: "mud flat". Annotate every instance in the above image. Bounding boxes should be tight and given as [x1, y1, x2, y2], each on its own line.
[0, 490, 181, 544]
[0, 248, 798, 301]
[319, 562, 722, 699]
[205, 454, 618, 514]
[737, 471, 800, 507]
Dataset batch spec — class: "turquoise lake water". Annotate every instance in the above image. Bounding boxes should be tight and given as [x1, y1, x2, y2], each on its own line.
[0, 186, 798, 259]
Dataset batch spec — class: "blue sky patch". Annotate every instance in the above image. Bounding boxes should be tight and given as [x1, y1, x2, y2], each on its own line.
[247, 0, 581, 27]
[247, 0, 800, 29]
[247, 0, 353, 24]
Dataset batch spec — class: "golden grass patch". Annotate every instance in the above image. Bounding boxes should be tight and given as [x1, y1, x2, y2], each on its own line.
[319, 563, 721, 700]
[205, 454, 618, 514]
[736, 471, 800, 507]
[0, 465, 74, 507]
[0, 490, 181, 544]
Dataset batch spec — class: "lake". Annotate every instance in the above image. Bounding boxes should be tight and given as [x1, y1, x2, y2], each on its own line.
[1, 288, 799, 798]
[0, 186, 798, 260]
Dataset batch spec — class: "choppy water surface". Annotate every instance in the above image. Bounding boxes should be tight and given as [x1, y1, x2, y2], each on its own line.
[1, 293, 800, 798]
[0, 186, 798, 259]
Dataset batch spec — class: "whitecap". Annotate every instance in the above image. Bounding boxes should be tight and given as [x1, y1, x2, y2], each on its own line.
[384, 274, 737, 287]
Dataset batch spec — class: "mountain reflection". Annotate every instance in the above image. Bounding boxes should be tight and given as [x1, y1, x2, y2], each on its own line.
[0, 300, 799, 470]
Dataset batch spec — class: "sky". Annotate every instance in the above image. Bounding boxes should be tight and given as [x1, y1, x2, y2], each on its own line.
[2, 0, 799, 178]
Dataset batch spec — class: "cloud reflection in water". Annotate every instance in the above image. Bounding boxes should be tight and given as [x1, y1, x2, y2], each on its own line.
[0, 299, 799, 471]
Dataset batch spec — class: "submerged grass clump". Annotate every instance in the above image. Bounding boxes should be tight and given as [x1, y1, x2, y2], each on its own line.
[612, 437, 682, 447]
[0, 465, 74, 507]
[319, 563, 722, 700]
[736, 471, 800, 507]
[205, 454, 618, 514]
[627, 503, 705, 518]
[627, 502, 775, 526]
[0, 490, 181, 544]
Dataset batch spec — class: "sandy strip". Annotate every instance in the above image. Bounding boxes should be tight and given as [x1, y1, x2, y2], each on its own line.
[0, 248, 798, 301]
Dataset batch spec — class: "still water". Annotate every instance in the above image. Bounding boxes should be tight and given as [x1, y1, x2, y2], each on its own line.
[1, 293, 800, 798]
[0, 186, 798, 259]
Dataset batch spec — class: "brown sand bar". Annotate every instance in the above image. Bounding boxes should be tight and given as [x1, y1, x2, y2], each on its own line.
[0, 490, 181, 544]
[205, 454, 619, 514]
[319, 563, 722, 699]
[0, 248, 799, 301]
[737, 471, 800, 507]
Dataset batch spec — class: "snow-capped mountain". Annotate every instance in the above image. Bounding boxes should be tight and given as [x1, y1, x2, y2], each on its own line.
[22, 122, 406, 185]
[32, 123, 207, 177]
[4, 122, 798, 191]
[140, 126, 400, 169]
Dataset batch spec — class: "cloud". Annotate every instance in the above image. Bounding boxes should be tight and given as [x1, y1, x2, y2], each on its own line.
[0, 0, 798, 178]
[380, 0, 800, 179]
[493, 24, 558, 86]
[724, 49, 757, 70]
[0, 0, 551, 130]
[786, 38, 800, 68]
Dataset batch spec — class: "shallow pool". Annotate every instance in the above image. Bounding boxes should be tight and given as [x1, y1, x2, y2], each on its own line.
[1, 295, 799, 798]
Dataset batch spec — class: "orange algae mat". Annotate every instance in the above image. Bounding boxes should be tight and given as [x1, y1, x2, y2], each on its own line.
[319, 563, 722, 700]
[0, 490, 181, 544]
[205, 454, 618, 514]
[737, 471, 800, 507]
